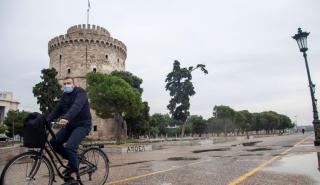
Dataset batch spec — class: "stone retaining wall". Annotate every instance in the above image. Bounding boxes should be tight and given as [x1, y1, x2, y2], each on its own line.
[0, 146, 27, 166]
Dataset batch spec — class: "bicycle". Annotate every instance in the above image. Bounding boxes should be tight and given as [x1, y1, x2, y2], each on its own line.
[0, 114, 109, 185]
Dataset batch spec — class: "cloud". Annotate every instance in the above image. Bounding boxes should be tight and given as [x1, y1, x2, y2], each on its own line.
[0, 0, 319, 126]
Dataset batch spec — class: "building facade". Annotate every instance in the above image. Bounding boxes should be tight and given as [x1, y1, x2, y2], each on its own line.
[48, 24, 127, 139]
[0, 92, 19, 122]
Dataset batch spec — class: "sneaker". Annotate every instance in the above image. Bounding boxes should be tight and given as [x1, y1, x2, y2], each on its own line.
[61, 179, 79, 185]
[62, 169, 72, 182]
[62, 168, 71, 176]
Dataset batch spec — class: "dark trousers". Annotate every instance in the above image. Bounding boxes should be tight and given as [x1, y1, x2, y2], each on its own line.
[50, 123, 91, 172]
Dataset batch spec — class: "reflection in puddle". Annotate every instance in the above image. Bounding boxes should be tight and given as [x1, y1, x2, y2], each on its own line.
[192, 147, 230, 153]
[239, 153, 264, 156]
[242, 141, 262, 146]
[110, 160, 152, 167]
[246, 147, 272, 152]
[167, 157, 199, 161]
[264, 152, 320, 184]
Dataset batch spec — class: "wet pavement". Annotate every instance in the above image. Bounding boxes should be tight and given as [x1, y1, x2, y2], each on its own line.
[103, 133, 320, 185]
[1, 134, 319, 185]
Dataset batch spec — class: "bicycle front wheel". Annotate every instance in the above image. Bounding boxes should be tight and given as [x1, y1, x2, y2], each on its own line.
[79, 147, 109, 185]
[0, 150, 54, 185]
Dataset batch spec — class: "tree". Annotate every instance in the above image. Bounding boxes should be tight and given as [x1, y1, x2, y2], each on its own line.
[111, 71, 150, 137]
[259, 111, 280, 134]
[188, 115, 207, 137]
[86, 72, 143, 144]
[211, 105, 294, 135]
[234, 111, 246, 135]
[207, 117, 224, 136]
[213, 105, 236, 136]
[165, 60, 208, 137]
[3, 110, 29, 137]
[149, 113, 171, 137]
[33, 68, 61, 115]
[126, 102, 150, 138]
[278, 114, 293, 132]
[111, 71, 143, 94]
[0, 123, 7, 134]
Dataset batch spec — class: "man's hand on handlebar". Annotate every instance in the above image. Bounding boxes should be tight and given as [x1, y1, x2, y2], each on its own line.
[58, 118, 69, 127]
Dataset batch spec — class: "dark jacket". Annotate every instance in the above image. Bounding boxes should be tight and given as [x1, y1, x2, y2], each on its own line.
[47, 87, 92, 125]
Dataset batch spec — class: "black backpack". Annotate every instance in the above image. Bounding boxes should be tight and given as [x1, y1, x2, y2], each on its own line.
[22, 112, 46, 148]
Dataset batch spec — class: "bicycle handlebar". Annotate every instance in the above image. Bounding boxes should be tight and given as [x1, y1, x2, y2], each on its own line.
[41, 115, 56, 140]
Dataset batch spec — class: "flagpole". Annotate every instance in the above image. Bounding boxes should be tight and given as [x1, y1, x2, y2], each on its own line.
[87, 0, 90, 25]
[85, 0, 90, 88]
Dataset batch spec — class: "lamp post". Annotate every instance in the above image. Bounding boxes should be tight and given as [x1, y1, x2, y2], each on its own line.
[12, 112, 15, 146]
[292, 28, 320, 146]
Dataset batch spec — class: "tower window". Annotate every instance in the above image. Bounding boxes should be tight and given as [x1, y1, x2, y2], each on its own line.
[105, 54, 108, 60]
[59, 55, 62, 60]
[93, 125, 97, 131]
[93, 68, 96, 72]
[117, 58, 120, 63]
[67, 68, 71, 74]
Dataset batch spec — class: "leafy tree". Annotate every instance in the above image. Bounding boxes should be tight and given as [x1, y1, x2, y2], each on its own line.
[86, 72, 143, 144]
[188, 115, 207, 137]
[165, 60, 208, 137]
[211, 105, 294, 135]
[260, 111, 280, 134]
[278, 114, 293, 131]
[111, 71, 143, 94]
[213, 105, 235, 136]
[33, 68, 61, 115]
[234, 111, 246, 135]
[149, 113, 171, 137]
[207, 117, 224, 136]
[184, 120, 193, 136]
[167, 127, 181, 137]
[149, 126, 160, 137]
[3, 110, 29, 137]
[0, 123, 7, 134]
[126, 102, 150, 138]
[111, 71, 150, 137]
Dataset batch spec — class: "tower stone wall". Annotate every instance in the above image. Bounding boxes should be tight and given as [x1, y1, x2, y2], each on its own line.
[48, 24, 127, 139]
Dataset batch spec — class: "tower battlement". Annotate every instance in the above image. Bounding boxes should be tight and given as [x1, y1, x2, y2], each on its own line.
[67, 24, 110, 36]
[48, 24, 127, 57]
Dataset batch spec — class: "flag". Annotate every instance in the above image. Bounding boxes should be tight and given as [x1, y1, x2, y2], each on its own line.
[88, 0, 91, 9]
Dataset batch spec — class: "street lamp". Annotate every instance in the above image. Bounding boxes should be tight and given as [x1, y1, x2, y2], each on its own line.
[292, 27, 320, 146]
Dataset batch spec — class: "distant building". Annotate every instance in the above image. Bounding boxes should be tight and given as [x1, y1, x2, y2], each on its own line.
[297, 125, 314, 132]
[0, 92, 19, 121]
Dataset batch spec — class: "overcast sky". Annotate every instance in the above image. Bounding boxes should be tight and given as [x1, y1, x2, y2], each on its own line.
[1, 0, 320, 125]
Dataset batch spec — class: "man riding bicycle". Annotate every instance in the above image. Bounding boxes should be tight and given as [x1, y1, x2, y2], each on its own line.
[47, 76, 92, 185]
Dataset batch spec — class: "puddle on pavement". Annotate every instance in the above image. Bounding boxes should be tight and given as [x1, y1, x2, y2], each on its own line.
[272, 154, 281, 156]
[239, 153, 264, 156]
[242, 141, 262, 146]
[263, 152, 320, 184]
[161, 139, 213, 146]
[211, 155, 233, 158]
[167, 157, 199, 161]
[111, 160, 152, 167]
[153, 145, 167, 150]
[247, 147, 272, 152]
[264, 152, 320, 184]
[192, 147, 230, 153]
[297, 144, 315, 147]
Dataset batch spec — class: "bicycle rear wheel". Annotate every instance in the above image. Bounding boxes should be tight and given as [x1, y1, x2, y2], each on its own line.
[0, 150, 54, 185]
[79, 147, 109, 185]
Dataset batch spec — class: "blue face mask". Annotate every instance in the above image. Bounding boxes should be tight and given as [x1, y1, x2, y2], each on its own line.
[63, 84, 74, 93]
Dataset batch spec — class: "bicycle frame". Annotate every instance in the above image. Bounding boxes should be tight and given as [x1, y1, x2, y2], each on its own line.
[27, 121, 97, 185]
